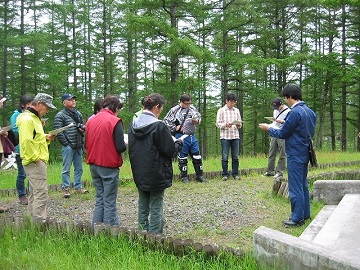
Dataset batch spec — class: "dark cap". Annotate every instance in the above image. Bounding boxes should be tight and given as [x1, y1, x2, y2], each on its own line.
[272, 98, 282, 110]
[62, 93, 77, 102]
[34, 93, 56, 109]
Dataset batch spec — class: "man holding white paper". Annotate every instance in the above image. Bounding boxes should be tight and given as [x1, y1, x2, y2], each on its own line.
[259, 84, 317, 227]
[16, 93, 57, 220]
[263, 98, 289, 178]
[216, 93, 242, 181]
[163, 94, 207, 183]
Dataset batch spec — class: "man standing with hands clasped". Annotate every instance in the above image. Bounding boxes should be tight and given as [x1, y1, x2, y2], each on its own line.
[263, 98, 289, 178]
[259, 84, 316, 227]
[216, 93, 242, 181]
[54, 93, 88, 198]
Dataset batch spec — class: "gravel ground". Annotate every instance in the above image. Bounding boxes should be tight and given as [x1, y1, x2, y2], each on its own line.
[1, 175, 288, 252]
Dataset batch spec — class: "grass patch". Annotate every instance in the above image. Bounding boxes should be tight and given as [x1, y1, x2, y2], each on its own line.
[0, 224, 262, 270]
[0, 152, 359, 269]
[1, 151, 360, 189]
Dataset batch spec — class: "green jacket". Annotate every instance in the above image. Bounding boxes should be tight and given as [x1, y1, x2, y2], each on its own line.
[16, 110, 50, 165]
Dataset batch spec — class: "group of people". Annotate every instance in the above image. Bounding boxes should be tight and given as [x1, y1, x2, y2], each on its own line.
[1, 83, 318, 230]
[0, 93, 89, 218]
[259, 84, 317, 227]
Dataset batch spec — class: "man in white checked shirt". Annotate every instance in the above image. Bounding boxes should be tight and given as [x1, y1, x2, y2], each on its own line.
[216, 93, 242, 181]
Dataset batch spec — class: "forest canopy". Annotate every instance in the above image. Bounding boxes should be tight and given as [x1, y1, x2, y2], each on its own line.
[1, 0, 360, 161]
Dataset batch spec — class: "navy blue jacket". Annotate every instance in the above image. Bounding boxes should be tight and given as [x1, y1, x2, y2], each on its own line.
[269, 101, 316, 161]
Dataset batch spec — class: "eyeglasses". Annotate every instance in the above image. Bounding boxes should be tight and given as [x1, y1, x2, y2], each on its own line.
[183, 102, 191, 105]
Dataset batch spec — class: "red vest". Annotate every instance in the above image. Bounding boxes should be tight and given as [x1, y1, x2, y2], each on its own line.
[85, 109, 123, 168]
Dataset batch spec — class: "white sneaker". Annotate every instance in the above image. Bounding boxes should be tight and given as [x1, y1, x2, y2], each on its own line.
[222, 176, 228, 181]
[274, 173, 283, 178]
[263, 172, 275, 177]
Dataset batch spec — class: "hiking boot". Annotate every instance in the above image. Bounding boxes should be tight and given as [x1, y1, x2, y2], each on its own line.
[263, 171, 275, 177]
[196, 176, 207, 182]
[63, 187, 71, 198]
[0, 206, 9, 213]
[181, 177, 189, 183]
[74, 188, 89, 194]
[19, 196, 28, 205]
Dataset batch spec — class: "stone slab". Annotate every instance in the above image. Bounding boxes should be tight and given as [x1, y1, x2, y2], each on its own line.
[313, 180, 360, 205]
[300, 205, 336, 242]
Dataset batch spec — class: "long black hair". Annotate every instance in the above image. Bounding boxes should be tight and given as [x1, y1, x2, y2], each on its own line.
[18, 95, 34, 111]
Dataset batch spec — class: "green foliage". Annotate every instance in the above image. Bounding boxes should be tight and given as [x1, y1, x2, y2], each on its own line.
[1, 0, 360, 156]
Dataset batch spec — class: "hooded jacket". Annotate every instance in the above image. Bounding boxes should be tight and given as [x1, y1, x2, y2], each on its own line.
[129, 111, 182, 192]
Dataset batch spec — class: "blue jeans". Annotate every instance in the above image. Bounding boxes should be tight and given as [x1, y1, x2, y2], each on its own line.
[175, 134, 200, 158]
[221, 139, 240, 177]
[90, 164, 120, 226]
[287, 155, 310, 222]
[138, 189, 164, 233]
[16, 154, 27, 198]
[61, 146, 83, 189]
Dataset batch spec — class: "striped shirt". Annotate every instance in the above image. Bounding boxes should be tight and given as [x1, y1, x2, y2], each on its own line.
[216, 105, 242, 140]
[163, 105, 201, 134]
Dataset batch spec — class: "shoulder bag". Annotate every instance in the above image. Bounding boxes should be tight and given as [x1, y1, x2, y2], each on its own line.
[300, 106, 318, 167]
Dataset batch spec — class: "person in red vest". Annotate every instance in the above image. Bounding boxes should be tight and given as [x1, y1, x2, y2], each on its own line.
[85, 95, 126, 226]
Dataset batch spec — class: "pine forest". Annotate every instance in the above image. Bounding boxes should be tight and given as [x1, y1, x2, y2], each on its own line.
[1, 0, 360, 160]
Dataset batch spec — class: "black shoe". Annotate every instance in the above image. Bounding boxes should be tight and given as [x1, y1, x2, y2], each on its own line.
[283, 219, 304, 227]
[196, 176, 207, 182]
[181, 177, 189, 183]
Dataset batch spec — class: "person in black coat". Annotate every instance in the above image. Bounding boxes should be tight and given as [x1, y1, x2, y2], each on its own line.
[128, 93, 183, 233]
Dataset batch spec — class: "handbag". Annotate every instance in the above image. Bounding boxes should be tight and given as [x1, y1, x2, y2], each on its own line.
[308, 137, 318, 167]
[1, 135, 15, 158]
[300, 106, 318, 167]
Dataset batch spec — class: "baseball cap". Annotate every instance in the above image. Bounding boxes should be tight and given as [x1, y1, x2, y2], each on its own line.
[272, 98, 282, 109]
[62, 93, 77, 102]
[34, 93, 56, 109]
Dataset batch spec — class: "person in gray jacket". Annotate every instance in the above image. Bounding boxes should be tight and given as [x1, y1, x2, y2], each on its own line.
[54, 93, 88, 198]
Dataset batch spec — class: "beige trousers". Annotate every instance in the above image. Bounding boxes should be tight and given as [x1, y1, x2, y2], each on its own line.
[24, 161, 48, 220]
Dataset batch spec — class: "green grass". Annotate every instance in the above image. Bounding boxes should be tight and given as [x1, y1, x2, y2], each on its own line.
[0, 151, 359, 269]
[1, 151, 359, 189]
[0, 224, 261, 270]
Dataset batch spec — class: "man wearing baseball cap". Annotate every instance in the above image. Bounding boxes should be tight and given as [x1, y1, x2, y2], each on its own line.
[16, 93, 57, 220]
[54, 93, 87, 198]
[263, 97, 289, 178]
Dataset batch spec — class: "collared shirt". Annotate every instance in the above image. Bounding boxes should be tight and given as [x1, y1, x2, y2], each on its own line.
[216, 105, 242, 140]
[269, 101, 316, 158]
[272, 105, 290, 129]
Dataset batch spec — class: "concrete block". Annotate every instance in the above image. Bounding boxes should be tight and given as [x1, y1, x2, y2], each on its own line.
[254, 226, 360, 270]
[313, 180, 360, 205]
